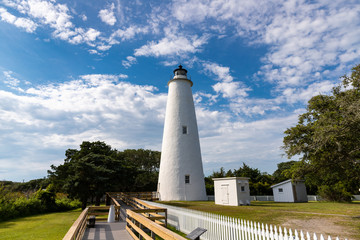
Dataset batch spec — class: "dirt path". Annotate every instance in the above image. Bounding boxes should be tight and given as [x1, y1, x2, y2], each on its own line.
[281, 216, 357, 240]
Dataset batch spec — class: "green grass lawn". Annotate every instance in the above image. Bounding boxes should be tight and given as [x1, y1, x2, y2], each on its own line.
[0, 209, 82, 240]
[159, 201, 360, 239]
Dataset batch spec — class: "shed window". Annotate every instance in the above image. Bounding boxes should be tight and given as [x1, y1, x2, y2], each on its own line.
[278, 188, 283, 193]
[182, 126, 188, 134]
[241, 186, 245, 192]
[185, 175, 190, 184]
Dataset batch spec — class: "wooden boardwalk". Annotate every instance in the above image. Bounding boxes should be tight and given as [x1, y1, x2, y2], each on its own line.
[82, 201, 133, 240]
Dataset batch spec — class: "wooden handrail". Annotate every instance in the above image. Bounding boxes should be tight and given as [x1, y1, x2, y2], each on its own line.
[62, 208, 89, 240]
[126, 209, 187, 240]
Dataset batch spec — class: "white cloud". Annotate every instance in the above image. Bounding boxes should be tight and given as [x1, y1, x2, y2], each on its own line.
[201, 61, 254, 114]
[88, 49, 98, 55]
[2, 0, 104, 48]
[134, 34, 208, 57]
[80, 14, 87, 21]
[85, 28, 101, 42]
[97, 44, 112, 51]
[171, 0, 274, 36]
[0, 74, 169, 180]
[108, 25, 149, 44]
[281, 81, 336, 104]
[203, 62, 233, 82]
[212, 81, 248, 99]
[258, 1, 360, 87]
[99, 3, 116, 26]
[197, 107, 300, 175]
[0, 7, 37, 32]
[3, 71, 20, 87]
[7, 0, 74, 31]
[122, 56, 137, 68]
[170, 0, 360, 91]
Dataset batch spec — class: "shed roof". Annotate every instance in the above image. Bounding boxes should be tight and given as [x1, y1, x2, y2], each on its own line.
[270, 179, 305, 188]
[212, 177, 249, 181]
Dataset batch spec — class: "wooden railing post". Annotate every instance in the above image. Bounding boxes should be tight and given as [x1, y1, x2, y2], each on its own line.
[105, 193, 111, 206]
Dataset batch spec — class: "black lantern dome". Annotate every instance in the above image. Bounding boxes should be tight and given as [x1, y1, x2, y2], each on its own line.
[173, 65, 188, 77]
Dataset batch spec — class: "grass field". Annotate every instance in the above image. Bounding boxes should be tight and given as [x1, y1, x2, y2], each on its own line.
[0, 209, 82, 240]
[159, 201, 360, 240]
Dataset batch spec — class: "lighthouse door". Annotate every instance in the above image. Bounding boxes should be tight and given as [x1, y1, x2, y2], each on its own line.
[221, 185, 229, 204]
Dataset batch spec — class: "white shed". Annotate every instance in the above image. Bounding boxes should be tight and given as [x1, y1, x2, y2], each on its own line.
[213, 177, 250, 206]
[271, 179, 308, 202]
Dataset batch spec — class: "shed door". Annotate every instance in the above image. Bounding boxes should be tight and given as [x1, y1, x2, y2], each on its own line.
[221, 184, 229, 204]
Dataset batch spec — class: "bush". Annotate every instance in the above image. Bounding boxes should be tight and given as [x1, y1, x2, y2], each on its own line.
[35, 184, 56, 211]
[55, 196, 81, 211]
[0, 185, 81, 222]
[318, 182, 353, 202]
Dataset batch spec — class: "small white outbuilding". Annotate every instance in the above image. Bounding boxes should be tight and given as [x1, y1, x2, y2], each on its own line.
[213, 177, 250, 206]
[271, 179, 308, 203]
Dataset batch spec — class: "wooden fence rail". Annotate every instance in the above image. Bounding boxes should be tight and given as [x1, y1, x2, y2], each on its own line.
[113, 192, 180, 239]
[126, 209, 186, 240]
[62, 207, 89, 240]
[107, 191, 158, 202]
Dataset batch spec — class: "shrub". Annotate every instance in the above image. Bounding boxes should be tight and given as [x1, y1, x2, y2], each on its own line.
[318, 182, 353, 202]
[0, 185, 81, 222]
[35, 184, 56, 211]
[55, 197, 81, 211]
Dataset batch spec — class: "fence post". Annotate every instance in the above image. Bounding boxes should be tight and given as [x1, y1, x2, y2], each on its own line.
[105, 194, 111, 206]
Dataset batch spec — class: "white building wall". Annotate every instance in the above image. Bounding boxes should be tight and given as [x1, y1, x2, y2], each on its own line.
[214, 177, 250, 206]
[158, 73, 207, 201]
[236, 179, 251, 205]
[272, 179, 308, 202]
[272, 181, 294, 202]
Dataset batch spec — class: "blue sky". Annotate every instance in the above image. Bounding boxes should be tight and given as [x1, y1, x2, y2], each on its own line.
[0, 0, 359, 182]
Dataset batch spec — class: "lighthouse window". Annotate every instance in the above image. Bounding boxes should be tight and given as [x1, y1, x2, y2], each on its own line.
[185, 175, 190, 184]
[182, 126, 188, 134]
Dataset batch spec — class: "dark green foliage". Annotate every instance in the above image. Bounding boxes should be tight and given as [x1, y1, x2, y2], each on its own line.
[272, 161, 297, 183]
[283, 64, 360, 202]
[204, 177, 214, 195]
[318, 182, 353, 202]
[48, 141, 160, 209]
[0, 183, 80, 222]
[206, 163, 274, 195]
[35, 184, 56, 211]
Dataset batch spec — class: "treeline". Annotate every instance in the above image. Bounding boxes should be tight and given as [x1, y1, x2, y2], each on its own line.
[205, 161, 305, 196]
[48, 141, 160, 209]
[0, 183, 80, 222]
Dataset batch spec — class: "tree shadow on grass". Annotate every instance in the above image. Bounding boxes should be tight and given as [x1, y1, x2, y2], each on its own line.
[0, 221, 16, 229]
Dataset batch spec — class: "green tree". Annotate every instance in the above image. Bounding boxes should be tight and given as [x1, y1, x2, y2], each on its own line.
[49, 141, 118, 208]
[35, 184, 56, 211]
[283, 64, 360, 202]
[206, 164, 274, 195]
[122, 149, 160, 191]
[233, 163, 261, 182]
[272, 161, 297, 183]
[49, 141, 161, 208]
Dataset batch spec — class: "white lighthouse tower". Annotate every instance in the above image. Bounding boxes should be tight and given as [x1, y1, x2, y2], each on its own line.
[157, 65, 207, 201]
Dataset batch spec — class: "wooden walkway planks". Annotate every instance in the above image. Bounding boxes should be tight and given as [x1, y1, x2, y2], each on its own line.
[82, 222, 132, 240]
[82, 201, 133, 240]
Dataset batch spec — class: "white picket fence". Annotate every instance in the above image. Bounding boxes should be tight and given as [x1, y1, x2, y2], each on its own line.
[143, 201, 346, 240]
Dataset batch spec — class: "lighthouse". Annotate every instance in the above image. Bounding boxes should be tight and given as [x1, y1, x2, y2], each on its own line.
[157, 65, 207, 201]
